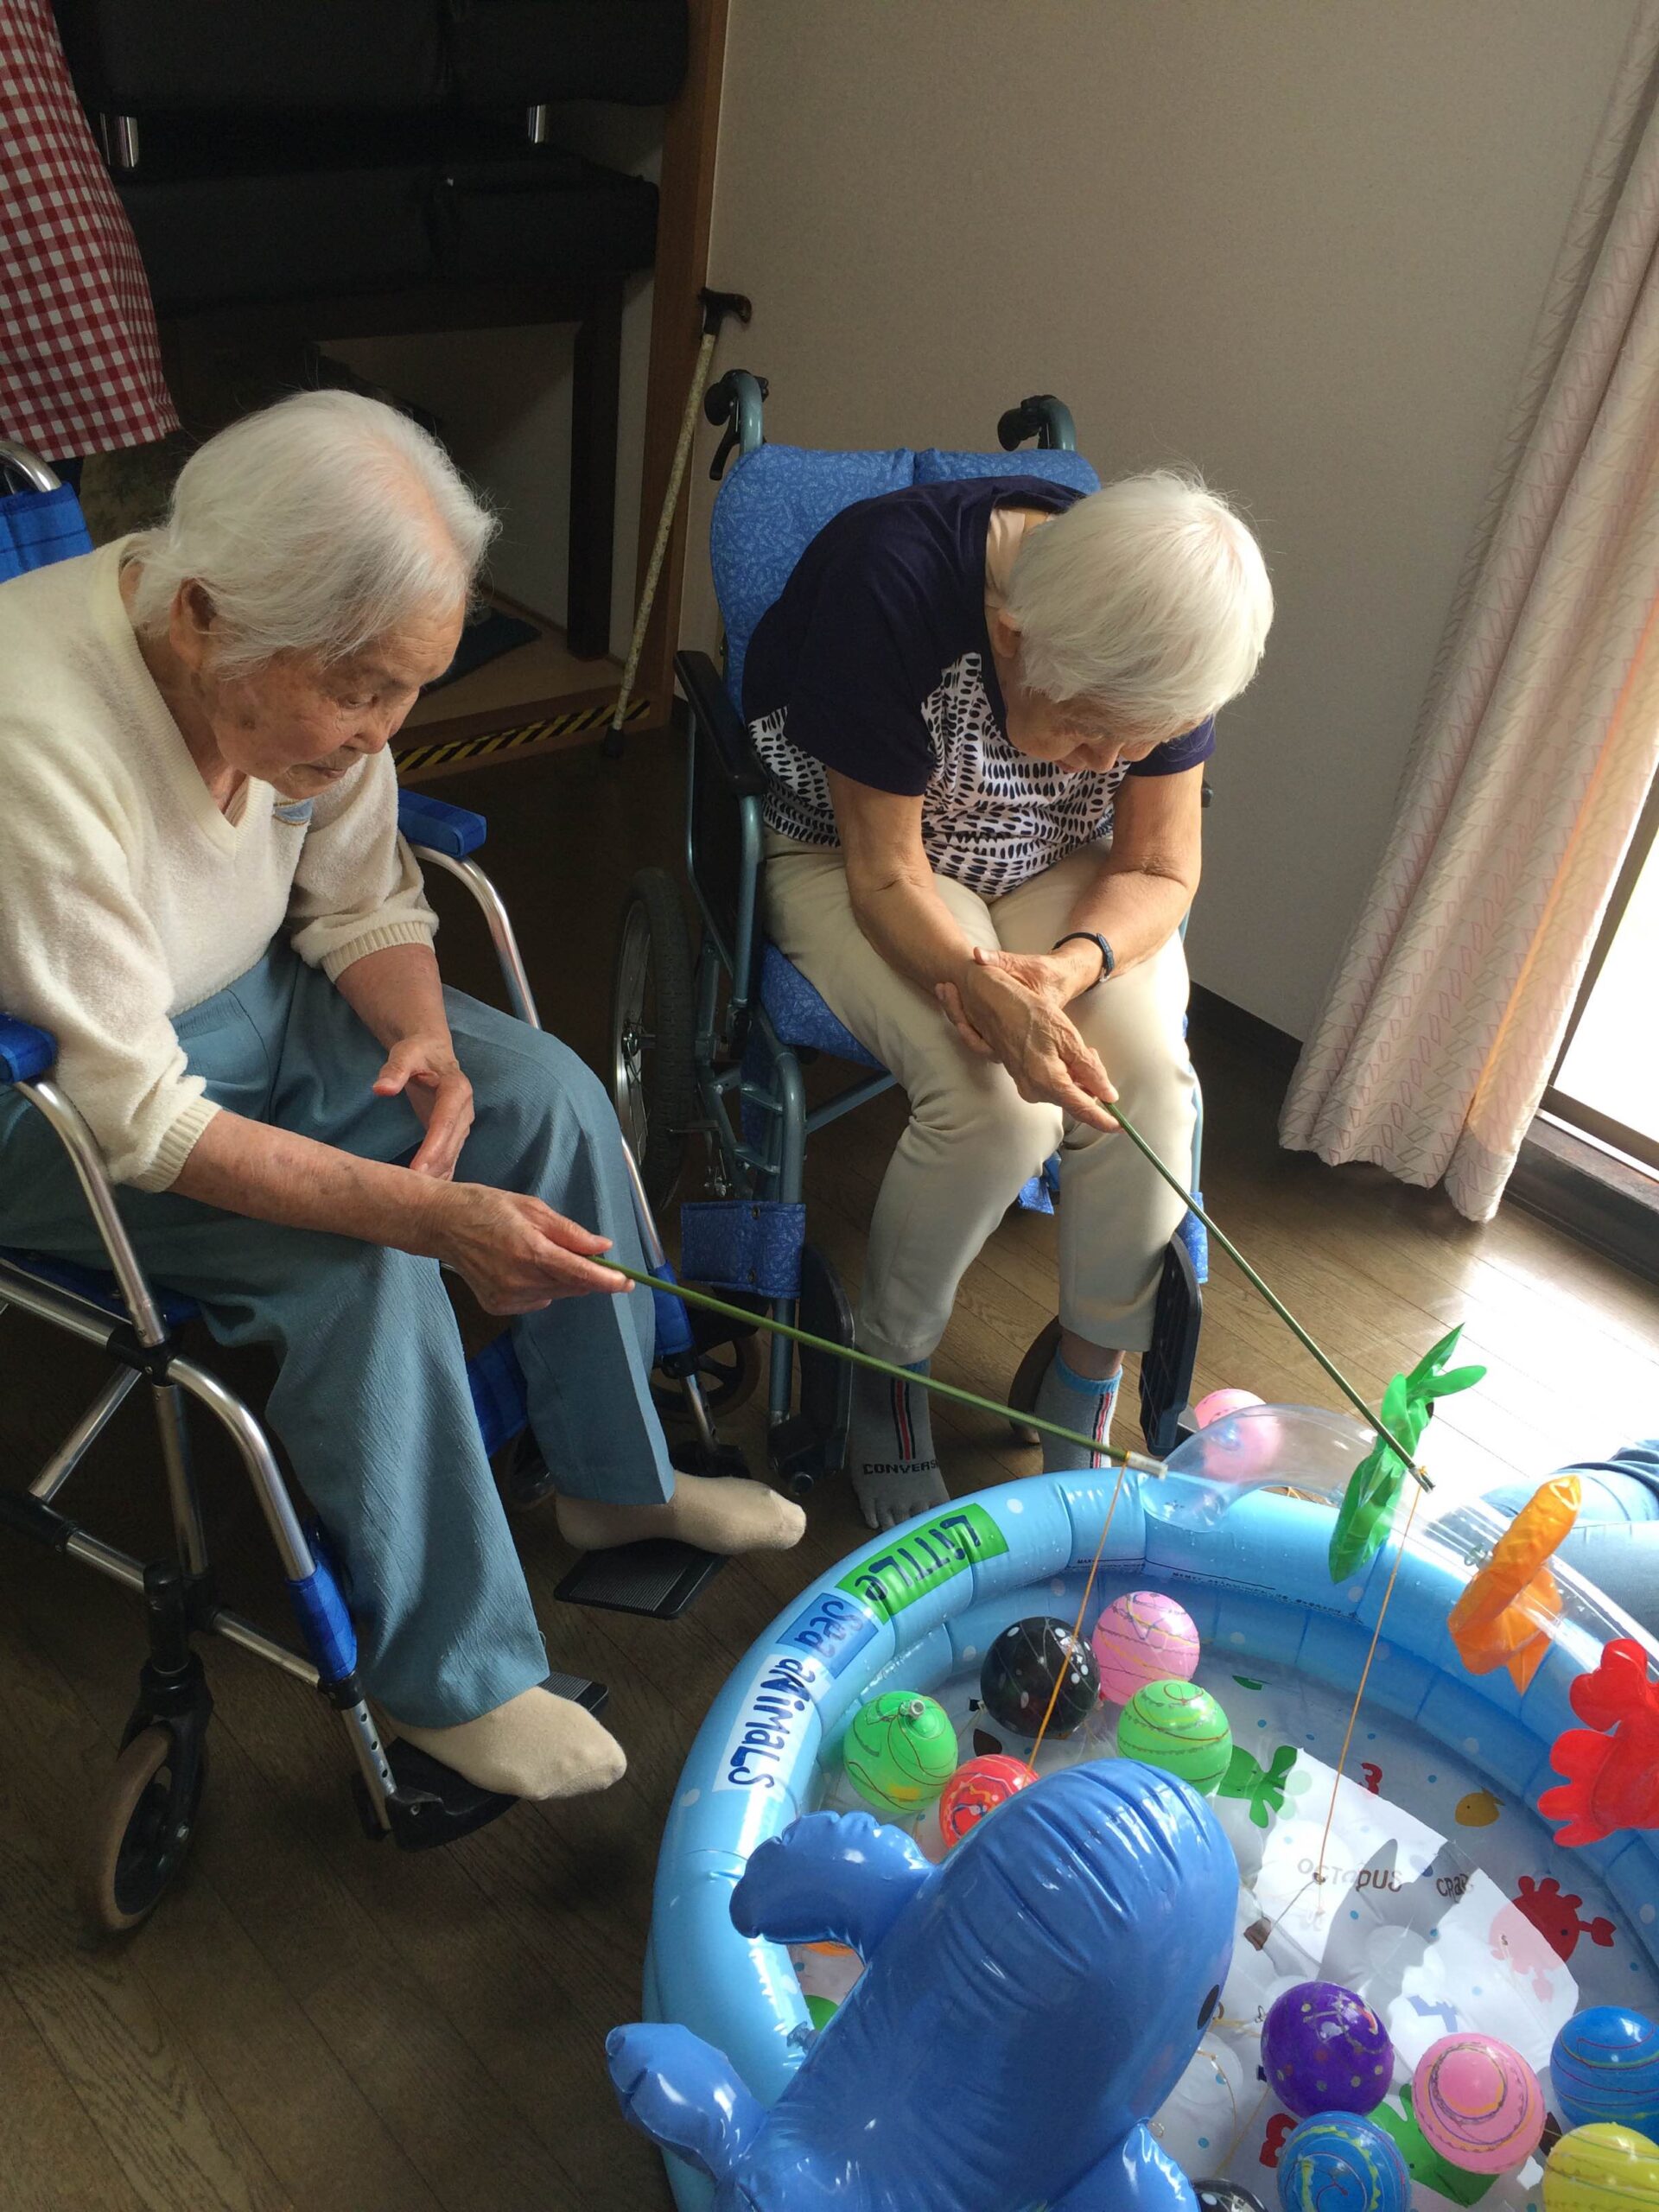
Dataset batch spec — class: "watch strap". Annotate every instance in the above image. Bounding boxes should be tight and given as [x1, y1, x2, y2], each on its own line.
[1053, 930, 1116, 982]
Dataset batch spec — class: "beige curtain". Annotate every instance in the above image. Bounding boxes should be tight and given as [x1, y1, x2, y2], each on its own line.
[1281, 10, 1659, 1221]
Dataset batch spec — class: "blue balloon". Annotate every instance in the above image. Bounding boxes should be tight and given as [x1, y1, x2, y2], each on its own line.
[610, 1760, 1236, 2211]
[1552, 2006, 1659, 2136]
[1276, 2114, 1410, 2212]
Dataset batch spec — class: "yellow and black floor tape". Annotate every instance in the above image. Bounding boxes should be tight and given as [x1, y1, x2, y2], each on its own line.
[396, 694, 652, 781]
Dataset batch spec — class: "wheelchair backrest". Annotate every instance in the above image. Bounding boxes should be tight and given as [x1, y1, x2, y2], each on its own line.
[709, 442, 1100, 712]
[0, 454, 92, 586]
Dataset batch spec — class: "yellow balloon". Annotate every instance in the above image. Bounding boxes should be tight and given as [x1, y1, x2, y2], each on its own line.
[1544, 2124, 1659, 2210]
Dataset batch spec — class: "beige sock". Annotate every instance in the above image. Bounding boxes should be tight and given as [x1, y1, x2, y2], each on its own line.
[391, 1684, 626, 1802]
[556, 1477, 806, 1558]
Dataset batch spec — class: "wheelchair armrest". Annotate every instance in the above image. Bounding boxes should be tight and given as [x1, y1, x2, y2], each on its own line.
[0, 1014, 57, 1084]
[677, 650, 766, 798]
[397, 791, 488, 861]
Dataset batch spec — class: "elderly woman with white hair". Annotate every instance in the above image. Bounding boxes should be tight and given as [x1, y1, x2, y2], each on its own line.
[747, 469, 1273, 1529]
[0, 391, 802, 1804]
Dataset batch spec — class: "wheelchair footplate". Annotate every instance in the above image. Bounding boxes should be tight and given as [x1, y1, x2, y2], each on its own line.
[359, 1674, 609, 1849]
[554, 1532, 727, 1621]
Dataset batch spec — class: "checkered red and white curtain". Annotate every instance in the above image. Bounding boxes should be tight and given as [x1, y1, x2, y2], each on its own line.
[1281, 4, 1659, 1222]
[1, 0, 177, 460]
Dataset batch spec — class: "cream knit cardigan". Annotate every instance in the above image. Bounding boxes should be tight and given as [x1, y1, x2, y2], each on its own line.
[0, 539, 437, 1189]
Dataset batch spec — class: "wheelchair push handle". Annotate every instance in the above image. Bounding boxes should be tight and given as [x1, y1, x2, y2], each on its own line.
[996, 394, 1077, 453]
[706, 369, 770, 480]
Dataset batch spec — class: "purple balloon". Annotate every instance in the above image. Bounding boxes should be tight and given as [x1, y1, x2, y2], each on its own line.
[1262, 1982, 1395, 2118]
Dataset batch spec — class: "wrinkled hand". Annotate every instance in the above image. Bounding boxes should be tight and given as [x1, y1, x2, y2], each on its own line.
[373, 1032, 474, 1179]
[936, 947, 1118, 1130]
[435, 1184, 627, 1313]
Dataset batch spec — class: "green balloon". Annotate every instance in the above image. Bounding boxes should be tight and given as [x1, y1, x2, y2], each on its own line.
[1116, 1679, 1232, 1796]
[842, 1691, 958, 1816]
[805, 1993, 840, 2031]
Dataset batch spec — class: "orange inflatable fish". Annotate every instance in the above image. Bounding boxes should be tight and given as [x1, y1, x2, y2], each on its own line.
[1448, 1476, 1580, 1693]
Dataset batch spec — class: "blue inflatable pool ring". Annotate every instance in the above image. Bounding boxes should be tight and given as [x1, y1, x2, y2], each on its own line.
[626, 1439, 1659, 2210]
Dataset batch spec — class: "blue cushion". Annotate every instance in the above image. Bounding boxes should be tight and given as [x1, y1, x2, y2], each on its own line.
[396, 791, 488, 860]
[759, 943, 883, 1070]
[0, 1248, 200, 1330]
[0, 1014, 56, 1084]
[912, 448, 1100, 494]
[710, 444, 914, 709]
[0, 482, 93, 582]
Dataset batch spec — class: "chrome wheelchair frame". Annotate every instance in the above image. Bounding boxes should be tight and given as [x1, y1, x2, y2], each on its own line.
[610, 385, 1205, 1494]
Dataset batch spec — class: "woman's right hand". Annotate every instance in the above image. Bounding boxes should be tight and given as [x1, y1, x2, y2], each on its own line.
[432, 1183, 629, 1313]
[938, 957, 1119, 1131]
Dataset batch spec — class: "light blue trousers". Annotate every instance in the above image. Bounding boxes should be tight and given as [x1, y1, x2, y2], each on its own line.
[0, 946, 672, 1726]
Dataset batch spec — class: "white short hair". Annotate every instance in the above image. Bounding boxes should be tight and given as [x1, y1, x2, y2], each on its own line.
[1004, 471, 1273, 732]
[128, 390, 496, 674]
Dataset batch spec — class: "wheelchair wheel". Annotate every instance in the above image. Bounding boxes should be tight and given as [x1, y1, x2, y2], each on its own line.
[612, 868, 697, 1212]
[1007, 1317, 1061, 1447]
[494, 1428, 557, 1514]
[81, 1723, 206, 1935]
[652, 1331, 764, 1422]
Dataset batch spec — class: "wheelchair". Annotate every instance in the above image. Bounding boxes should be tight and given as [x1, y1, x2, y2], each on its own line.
[610, 380, 1210, 1493]
[0, 441, 741, 1930]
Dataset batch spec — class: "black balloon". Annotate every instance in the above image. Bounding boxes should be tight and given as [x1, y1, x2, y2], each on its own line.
[1192, 2187, 1267, 2212]
[979, 1617, 1099, 1739]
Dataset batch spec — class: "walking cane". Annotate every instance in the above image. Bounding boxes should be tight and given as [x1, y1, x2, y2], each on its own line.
[603, 287, 751, 760]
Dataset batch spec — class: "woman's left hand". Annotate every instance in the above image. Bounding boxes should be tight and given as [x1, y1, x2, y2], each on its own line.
[373, 1033, 475, 1179]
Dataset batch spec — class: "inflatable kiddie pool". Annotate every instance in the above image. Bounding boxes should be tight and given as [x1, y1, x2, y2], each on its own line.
[640, 1408, 1659, 2210]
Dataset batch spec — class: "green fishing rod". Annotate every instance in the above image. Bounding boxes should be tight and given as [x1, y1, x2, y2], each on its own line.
[613, 1090, 1422, 1485]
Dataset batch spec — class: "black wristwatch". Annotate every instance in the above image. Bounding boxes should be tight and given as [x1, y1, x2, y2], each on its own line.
[1053, 931, 1116, 984]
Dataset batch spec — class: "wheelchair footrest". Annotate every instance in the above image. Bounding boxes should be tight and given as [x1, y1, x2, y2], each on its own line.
[371, 1737, 519, 1852]
[554, 1538, 726, 1620]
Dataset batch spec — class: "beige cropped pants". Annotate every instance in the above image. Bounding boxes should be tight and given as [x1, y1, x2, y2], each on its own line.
[764, 836, 1198, 1369]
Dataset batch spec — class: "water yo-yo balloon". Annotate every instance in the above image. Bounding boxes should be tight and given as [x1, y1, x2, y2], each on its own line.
[1262, 1982, 1394, 2118]
[1116, 1679, 1233, 1796]
[979, 1618, 1099, 1739]
[1412, 2031, 1544, 2176]
[1090, 1590, 1201, 1707]
[842, 1691, 957, 1816]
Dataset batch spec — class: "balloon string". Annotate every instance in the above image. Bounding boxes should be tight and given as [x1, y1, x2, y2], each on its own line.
[607, 1263, 1169, 1477]
[1027, 1456, 1130, 1773]
[1314, 1481, 1426, 1888]
[1102, 1103, 1428, 1489]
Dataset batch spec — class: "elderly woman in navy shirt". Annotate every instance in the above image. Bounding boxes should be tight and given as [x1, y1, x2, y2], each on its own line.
[746, 471, 1274, 1528]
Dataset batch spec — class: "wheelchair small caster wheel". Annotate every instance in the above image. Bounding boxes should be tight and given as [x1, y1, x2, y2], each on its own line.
[652, 1332, 763, 1422]
[81, 1723, 206, 1935]
[494, 1430, 557, 1513]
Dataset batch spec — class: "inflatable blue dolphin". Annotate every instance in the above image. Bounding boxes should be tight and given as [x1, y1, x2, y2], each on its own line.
[608, 1758, 1237, 2210]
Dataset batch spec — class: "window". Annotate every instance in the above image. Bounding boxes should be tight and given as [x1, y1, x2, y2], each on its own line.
[1542, 770, 1659, 1177]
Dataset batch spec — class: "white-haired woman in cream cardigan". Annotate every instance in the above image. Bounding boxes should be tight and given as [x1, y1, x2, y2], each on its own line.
[747, 469, 1273, 1529]
[0, 392, 801, 1804]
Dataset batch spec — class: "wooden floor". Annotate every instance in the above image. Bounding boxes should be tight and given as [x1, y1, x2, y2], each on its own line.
[2, 734, 1656, 2212]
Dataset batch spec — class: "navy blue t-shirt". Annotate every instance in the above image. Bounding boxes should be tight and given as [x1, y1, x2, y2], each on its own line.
[742, 476, 1214, 897]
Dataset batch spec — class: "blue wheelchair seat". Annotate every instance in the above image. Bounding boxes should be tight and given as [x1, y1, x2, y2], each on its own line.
[0, 1246, 201, 1331]
[758, 943, 883, 1071]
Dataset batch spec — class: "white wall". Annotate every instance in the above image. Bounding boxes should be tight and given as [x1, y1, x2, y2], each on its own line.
[690, 0, 1637, 1039]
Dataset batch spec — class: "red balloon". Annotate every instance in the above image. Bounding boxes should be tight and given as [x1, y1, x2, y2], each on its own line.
[938, 1755, 1035, 1849]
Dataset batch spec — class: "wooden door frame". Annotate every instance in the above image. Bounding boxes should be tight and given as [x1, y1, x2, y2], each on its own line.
[627, 0, 729, 733]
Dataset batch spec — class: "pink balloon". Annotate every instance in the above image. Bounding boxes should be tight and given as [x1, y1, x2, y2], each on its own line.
[1413, 2033, 1545, 2176]
[1194, 1388, 1265, 1428]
